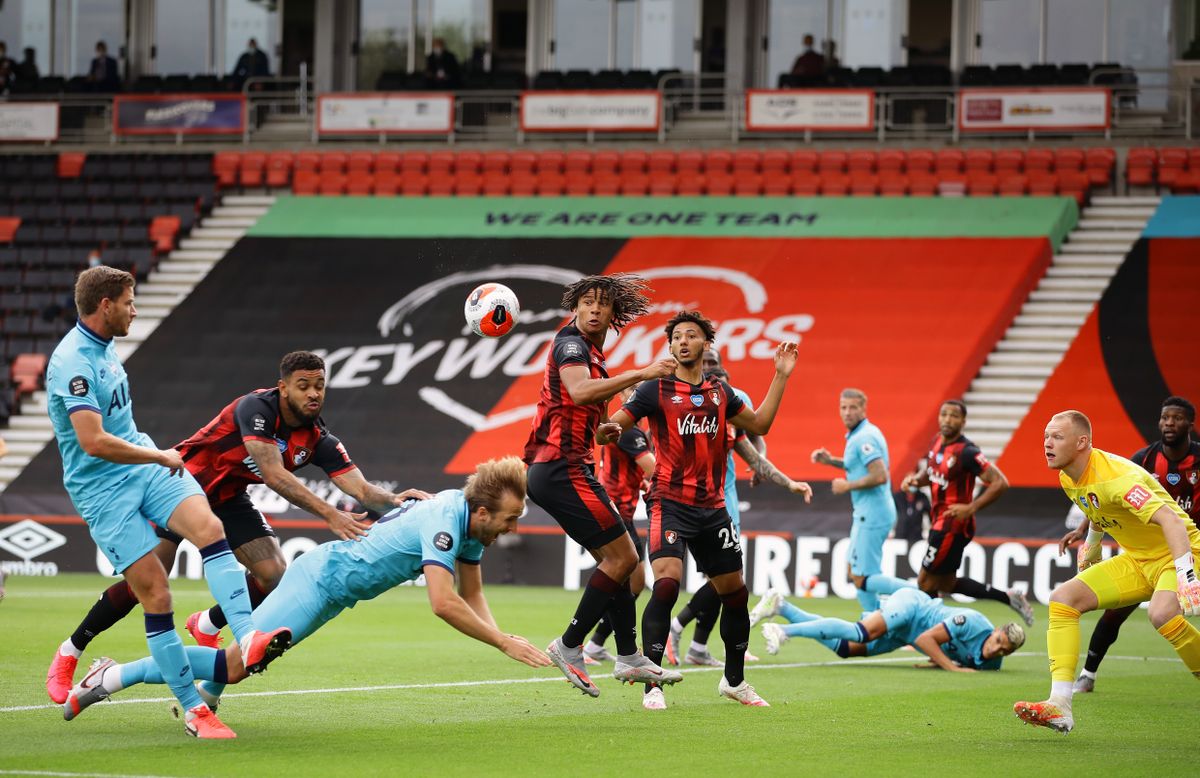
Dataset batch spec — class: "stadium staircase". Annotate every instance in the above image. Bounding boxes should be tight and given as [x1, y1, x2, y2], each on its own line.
[962, 195, 1160, 461]
[0, 194, 274, 493]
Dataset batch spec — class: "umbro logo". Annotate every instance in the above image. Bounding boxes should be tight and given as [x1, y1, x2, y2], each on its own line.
[0, 520, 67, 561]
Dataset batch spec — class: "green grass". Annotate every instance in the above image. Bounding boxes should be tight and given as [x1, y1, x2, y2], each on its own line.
[0, 574, 1194, 776]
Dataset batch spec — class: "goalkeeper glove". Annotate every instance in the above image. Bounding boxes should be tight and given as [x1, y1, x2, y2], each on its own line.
[1078, 526, 1104, 572]
[1174, 552, 1200, 617]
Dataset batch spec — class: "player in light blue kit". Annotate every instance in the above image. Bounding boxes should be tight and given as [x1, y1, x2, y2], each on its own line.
[812, 388, 915, 612]
[757, 587, 1025, 671]
[49, 267, 288, 739]
[61, 457, 552, 722]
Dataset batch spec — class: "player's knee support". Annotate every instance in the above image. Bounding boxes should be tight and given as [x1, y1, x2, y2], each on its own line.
[651, 577, 680, 606]
[720, 585, 749, 609]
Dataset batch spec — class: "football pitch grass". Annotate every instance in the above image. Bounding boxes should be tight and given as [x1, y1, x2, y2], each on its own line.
[0, 575, 1193, 777]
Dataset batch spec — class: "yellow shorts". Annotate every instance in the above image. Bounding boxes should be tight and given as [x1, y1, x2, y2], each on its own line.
[1078, 553, 1181, 610]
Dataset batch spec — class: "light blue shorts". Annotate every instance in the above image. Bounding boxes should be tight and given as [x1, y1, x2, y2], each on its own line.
[79, 465, 204, 574]
[726, 482, 741, 532]
[879, 586, 929, 638]
[253, 551, 344, 646]
[847, 514, 894, 577]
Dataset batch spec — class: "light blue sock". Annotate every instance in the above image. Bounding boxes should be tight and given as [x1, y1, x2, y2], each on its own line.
[201, 680, 227, 699]
[856, 587, 880, 612]
[199, 539, 255, 643]
[864, 574, 915, 595]
[779, 600, 818, 624]
[144, 612, 203, 710]
[119, 647, 222, 687]
[817, 638, 843, 655]
[781, 617, 867, 642]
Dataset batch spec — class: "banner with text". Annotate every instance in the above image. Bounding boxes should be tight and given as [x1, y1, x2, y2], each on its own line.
[958, 88, 1109, 131]
[520, 91, 660, 132]
[113, 93, 246, 135]
[0, 102, 59, 141]
[745, 89, 874, 132]
[317, 93, 454, 135]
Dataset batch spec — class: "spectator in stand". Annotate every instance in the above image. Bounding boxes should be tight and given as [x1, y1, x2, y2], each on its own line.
[790, 34, 825, 82]
[16, 47, 39, 84]
[232, 38, 271, 89]
[0, 41, 15, 91]
[822, 39, 840, 69]
[87, 249, 102, 269]
[87, 41, 121, 92]
[425, 37, 462, 89]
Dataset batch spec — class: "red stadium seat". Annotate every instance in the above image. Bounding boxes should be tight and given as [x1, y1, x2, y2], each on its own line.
[427, 171, 455, 196]
[1084, 147, 1114, 188]
[648, 150, 677, 174]
[819, 173, 850, 196]
[455, 151, 483, 176]
[293, 151, 320, 173]
[906, 149, 935, 174]
[375, 151, 400, 174]
[790, 172, 820, 196]
[0, 217, 21, 242]
[239, 151, 267, 188]
[733, 174, 763, 196]
[964, 149, 994, 173]
[400, 175, 430, 196]
[1028, 172, 1058, 196]
[704, 174, 735, 195]
[454, 174, 484, 196]
[908, 173, 938, 196]
[399, 152, 428, 176]
[148, 215, 181, 252]
[649, 173, 677, 196]
[318, 171, 347, 195]
[535, 176, 565, 196]
[428, 151, 455, 175]
[818, 151, 847, 174]
[847, 150, 876, 173]
[790, 150, 818, 174]
[1171, 169, 1200, 195]
[703, 150, 732, 176]
[879, 174, 908, 196]
[877, 150, 905, 174]
[675, 150, 702, 175]
[676, 174, 705, 195]
[619, 150, 648, 175]
[265, 151, 294, 188]
[510, 151, 537, 175]
[1054, 148, 1085, 173]
[966, 173, 998, 196]
[482, 173, 510, 196]
[345, 172, 374, 196]
[347, 152, 375, 174]
[998, 174, 1029, 195]
[934, 149, 964, 174]
[763, 172, 791, 195]
[1157, 148, 1189, 188]
[11, 353, 48, 398]
[292, 169, 319, 196]
[620, 174, 650, 195]
[564, 150, 592, 175]
[761, 150, 790, 174]
[592, 175, 621, 196]
[995, 149, 1024, 175]
[564, 173, 593, 196]
[482, 151, 510, 175]
[57, 152, 87, 179]
[319, 152, 347, 175]
[592, 151, 620, 176]
[1125, 148, 1156, 188]
[849, 173, 879, 196]
[1025, 148, 1054, 173]
[732, 150, 761, 174]
[509, 174, 537, 196]
[535, 151, 565, 175]
[213, 151, 240, 188]
[373, 170, 400, 195]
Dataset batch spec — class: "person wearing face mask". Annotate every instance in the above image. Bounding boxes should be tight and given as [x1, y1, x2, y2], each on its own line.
[424, 37, 461, 89]
[232, 38, 271, 88]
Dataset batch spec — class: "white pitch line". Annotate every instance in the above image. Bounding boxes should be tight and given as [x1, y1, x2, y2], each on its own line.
[0, 771, 183, 778]
[0, 652, 1180, 715]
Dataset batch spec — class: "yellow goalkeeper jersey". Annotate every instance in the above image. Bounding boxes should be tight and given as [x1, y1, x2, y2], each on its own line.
[1060, 448, 1200, 565]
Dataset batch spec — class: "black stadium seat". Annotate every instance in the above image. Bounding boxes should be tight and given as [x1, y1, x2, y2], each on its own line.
[960, 65, 993, 86]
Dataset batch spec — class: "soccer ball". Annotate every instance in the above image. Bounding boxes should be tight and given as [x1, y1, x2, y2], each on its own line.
[464, 283, 520, 338]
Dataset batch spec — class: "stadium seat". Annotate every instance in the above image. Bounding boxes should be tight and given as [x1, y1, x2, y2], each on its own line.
[648, 151, 676, 174]
[564, 174, 593, 196]
[849, 174, 879, 196]
[148, 215, 181, 252]
[265, 152, 294, 188]
[648, 173, 677, 196]
[319, 152, 347, 176]
[509, 175, 537, 196]
[704, 174, 734, 196]
[619, 175, 650, 196]
[847, 151, 876, 173]
[453, 174, 483, 197]
[964, 149, 994, 173]
[998, 174, 1029, 195]
[761, 150, 790, 175]
[1028, 172, 1058, 196]
[1084, 147, 1115, 188]
[375, 152, 402, 175]
[966, 173, 998, 196]
[535, 151, 565, 175]
[212, 152, 240, 188]
[818, 151, 847, 174]
[0, 218, 21, 243]
[703, 150, 732, 176]
[1025, 149, 1054, 173]
[11, 352, 48, 398]
[1125, 148, 1156, 188]
[373, 170, 400, 196]
[57, 153, 87, 179]
[934, 149, 964, 174]
[345, 172, 374, 196]
[908, 173, 938, 196]
[428, 151, 455, 176]
[456, 151, 483, 176]
[482, 151, 510, 175]
[676, 174, 705, 196]
[877, 150, 905, 174]
[732, 150, 762, 174]
[879, 174, 908, 196]
[619, 150, 649, 175]
[906, 150, 934, 175]
[733, 174, 763, 196]
[294, 151, 321, 173]
[536, 176, 566, 196]
[401, 175, 431, 196]
[400, 152, 429, 176]
[592, 175, 620, 196]
[994, 149, 1024, 175]
[790, 150, 818, 174]
[1157, 148, 1188, 188]
[763, 172, 791, 195]
[292, 169, 319, 196]
[482, 174, 511, 197]
[239, 152, 267, 188]
[510, 151, 537, 176]
[677, 150, 704, 175]
[819, 174, 850, 196]
[1053, 148, 1085, 173]
[348, 152, 375, 175]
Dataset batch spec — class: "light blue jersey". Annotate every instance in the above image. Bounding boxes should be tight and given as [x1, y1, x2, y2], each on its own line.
[308, 489, 484, 610]
[724, 387, 754, 529]
[843, 419, 895, 525]
[253, 489, 485, 645]
[880, 588, 998, 669]
[47, 321, 153, 506]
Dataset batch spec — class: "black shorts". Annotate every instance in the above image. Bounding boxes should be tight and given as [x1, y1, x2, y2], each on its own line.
[647, 497, 743, 577]
[153, 492, 276, 550]
[527, 459, 625, 550]
[921, 529, 971, 575]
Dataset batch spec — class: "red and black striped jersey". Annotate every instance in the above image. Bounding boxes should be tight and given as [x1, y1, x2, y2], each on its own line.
[1132, 440, 1200, 519]
[622, 376, 745, 509]
[926, 434, 990, 535]
[175, 388, 356, 506]
[598, 426, 652, 520]
[523, 325, 608, 466]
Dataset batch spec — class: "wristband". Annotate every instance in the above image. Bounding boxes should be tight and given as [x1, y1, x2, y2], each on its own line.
[1175, 552, 1197, 584]
[1085, 526, 1104, 546]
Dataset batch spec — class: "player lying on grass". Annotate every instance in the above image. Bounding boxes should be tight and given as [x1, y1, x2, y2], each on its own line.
[752, 587, 1024, 671]
[62, 457, 552, 737]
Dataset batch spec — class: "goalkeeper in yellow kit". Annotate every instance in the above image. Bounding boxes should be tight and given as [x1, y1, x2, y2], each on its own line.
[1014, 410, 1200, 734]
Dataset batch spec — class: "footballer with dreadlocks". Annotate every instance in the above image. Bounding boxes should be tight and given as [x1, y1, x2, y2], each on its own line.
[525, 274, 681, 697]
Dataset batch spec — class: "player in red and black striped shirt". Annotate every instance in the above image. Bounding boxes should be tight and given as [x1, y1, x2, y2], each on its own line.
[1068, 395, 1200, 692]
[47, 352, 431, 702]
[604, 310, 799, 708]
[902, 400, 1031, 625]
[584, 385, 656, 664]
[525, 274, 678, 697]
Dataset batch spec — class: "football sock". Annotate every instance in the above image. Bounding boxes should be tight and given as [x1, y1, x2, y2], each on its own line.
[200, 680, 226, 700]
[206, 572, 269, 631]
[607, 581, 640, 656]
[1083, 604, 1136, 674]
[855, 587, 880, 612]
[199, 540, 255, 644]
[781, 617, 868, 642]
[113, 646, 227, 690]
[58, 638, 82, 660]
[562, 569, 621, 649]
[589, 617, 613, 648]
[862, 574, 913, 595]
[70, 581, 138, 652]
[144, 612, 203, 711]
[675, 581, 718, 632]
[1158, 615, 1200, 677]
[691, 589, 722, 649]
[641, 577, 681, 690]
[719, 586, 750, 687]
[778, 600, 817, 624]
[1047, 601, 1081, 699]
[952, 577, 1011, 605]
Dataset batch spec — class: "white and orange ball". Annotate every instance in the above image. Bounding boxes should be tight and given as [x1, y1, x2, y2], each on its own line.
[464, 282, 520, 338]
